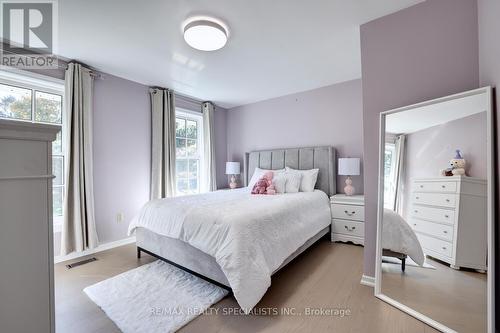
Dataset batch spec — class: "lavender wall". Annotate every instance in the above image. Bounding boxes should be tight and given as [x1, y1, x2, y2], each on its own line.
[401, 112, 487, 220]
[478, 0, 500, 326]
[360, 0, 479, 277]
[227, 79, 364, 193]
[92, 74, 151, 244]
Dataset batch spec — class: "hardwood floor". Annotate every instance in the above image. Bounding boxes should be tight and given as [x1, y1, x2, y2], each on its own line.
[55, 240, 438, 333]
[382, 257, 487, 333]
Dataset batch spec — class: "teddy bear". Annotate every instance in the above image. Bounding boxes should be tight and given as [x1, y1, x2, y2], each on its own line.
[251, 171, 276, 195]
[450, 150, 466, 176]
[251, 178, 268, 194]
[440, 150, 467, 177]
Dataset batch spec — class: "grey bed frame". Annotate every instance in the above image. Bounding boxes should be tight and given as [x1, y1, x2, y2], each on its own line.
[137, 146, 336, 290]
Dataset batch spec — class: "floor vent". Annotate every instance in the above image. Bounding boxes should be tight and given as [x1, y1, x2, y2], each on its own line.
[66, 257, 97, 269]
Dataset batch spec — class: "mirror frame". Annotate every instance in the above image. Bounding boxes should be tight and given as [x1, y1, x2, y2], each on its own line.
[374, 87, 495, 333]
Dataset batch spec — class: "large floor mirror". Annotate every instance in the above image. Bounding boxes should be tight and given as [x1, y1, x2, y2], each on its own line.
[375, 87, 494, 333]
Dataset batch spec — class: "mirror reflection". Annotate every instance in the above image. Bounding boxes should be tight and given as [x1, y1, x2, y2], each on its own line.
[380, 91, 489, 332]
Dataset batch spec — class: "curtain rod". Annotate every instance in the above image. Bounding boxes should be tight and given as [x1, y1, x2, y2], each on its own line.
[176, 93, 202, 105]
[176, 93, 214, 106]
[149, 89, 215, 108]
[150, 89, 208, 104]
[65, 61, 104, 79]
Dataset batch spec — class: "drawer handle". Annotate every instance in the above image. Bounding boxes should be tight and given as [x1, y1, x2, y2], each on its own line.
[416, 196, 420, 200]
[442, 246, 447, 250]
[445, 199, 450, 202]
[413, 223, 417, 226]
[444, 214, 449, 218]
[344, 225, 356, 232]
[420, 185, 424, 188]
[441, 185, 446, 188]
[344, 210, 356, 216]
[443, 230, 448, 234]
[414, 210, 418, 213]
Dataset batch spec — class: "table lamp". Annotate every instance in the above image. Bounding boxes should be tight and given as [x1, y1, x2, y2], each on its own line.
[338, 158, 360, 196]
[225, 162, 240, 189]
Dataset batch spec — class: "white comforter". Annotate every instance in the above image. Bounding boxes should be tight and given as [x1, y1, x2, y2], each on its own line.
[128, 188, 331, 313]
[382, 209, 425, 265]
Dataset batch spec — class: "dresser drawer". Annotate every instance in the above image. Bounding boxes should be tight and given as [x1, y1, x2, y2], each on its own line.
[410, 219, 454, 242]
[332, 219, 364, 237]
[410, 205, 455, 224]
[412, 192, 456, 208]
[417, 233, 453, 258]
[413, 181, 457, 193]
[331, 204, 364, 221]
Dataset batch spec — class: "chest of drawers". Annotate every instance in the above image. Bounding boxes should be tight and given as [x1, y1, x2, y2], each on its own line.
[409, 177, 487, 271]
[330, 194, 364, 245]
[0, 119, 59, 332]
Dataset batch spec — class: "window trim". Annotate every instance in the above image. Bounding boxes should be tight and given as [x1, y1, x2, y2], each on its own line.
[175, 108, 205, 196]
[0, 70, 65, 231]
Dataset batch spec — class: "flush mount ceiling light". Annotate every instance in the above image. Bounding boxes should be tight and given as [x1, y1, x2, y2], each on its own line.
[183, 17, 229, 51]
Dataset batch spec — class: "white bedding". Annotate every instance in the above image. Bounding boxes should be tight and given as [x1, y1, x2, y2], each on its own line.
[382, 209, 425, 265]
[128, 188, 331, 313]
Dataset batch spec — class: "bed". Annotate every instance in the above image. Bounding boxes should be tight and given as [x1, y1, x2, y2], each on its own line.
[128, 146, 336, 312]
[382, 208, 425, 271]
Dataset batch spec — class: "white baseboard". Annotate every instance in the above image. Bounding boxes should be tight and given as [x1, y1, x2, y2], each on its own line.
[54, 236, 136, 264]
[360, 274, 375, 287]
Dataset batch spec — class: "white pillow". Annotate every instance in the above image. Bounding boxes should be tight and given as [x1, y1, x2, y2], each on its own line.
[284, 172, 302, 193]
[285, 167, 319, 192]
[248, 167, 285, 189]
[272, 174, 287, 194]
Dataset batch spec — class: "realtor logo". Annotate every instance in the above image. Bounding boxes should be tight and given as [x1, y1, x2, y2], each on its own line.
[0, 0, 58, 68]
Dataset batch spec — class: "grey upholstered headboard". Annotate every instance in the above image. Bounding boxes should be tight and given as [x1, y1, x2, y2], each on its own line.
[244, 146, 336, 196]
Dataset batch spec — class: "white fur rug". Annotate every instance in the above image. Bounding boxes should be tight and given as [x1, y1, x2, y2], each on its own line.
[84, 260, 229, 333]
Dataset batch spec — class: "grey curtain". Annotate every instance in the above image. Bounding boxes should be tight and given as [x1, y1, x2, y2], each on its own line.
[150, 88, 176, 199]
[61, 63, 98, 255]
[202, 101, 217, 191]
[393, 134, 406, 214]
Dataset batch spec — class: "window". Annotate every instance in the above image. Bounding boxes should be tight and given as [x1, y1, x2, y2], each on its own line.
[0, 71, 65, 228]
[384, 143, 396, 209]
[175, 109, 204, 196]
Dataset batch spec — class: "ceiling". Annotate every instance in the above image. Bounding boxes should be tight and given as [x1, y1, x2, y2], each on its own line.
[58, 0, 423, 108]
[386, 91, 488, 134]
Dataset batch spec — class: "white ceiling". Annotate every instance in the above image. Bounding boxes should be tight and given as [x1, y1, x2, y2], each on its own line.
[58, 0, 423, 108]
[386, 91, 488, 134]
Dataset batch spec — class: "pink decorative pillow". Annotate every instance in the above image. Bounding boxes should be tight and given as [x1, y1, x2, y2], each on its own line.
[251, 171, 276, 195]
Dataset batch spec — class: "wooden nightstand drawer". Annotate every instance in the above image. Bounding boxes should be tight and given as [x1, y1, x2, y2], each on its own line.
[332, 219, 364, 238]
[331, 204, 364, 221]
[330, 194, 364, 245]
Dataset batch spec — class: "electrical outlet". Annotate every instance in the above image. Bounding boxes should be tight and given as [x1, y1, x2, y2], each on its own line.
[116, 212, 124, 223]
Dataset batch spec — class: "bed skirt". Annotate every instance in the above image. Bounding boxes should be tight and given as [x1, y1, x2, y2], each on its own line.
[136, 226, 330, 288]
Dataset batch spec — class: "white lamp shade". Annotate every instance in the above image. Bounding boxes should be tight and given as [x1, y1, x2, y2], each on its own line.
[225, 162, 240, 175]
[338, 158, 360, 176]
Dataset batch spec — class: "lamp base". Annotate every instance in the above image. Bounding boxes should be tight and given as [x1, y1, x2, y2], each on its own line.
[344, 176, 355, 196]
[229, 175, 237, 189]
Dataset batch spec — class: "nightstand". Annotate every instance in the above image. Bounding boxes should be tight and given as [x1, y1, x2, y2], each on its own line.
[330, 194, 365, 245]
